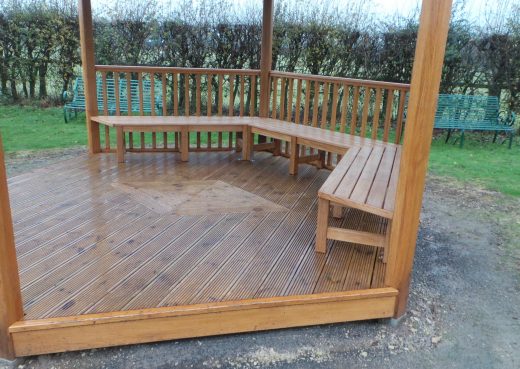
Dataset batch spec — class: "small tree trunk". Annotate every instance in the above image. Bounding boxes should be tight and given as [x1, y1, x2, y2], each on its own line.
[9, 79, 18, 101]
[38, 64, 47, 98]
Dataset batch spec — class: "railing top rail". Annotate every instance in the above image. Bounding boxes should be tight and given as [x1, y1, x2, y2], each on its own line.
[269, 71, 410, 91]
[95, 65, 261, 76]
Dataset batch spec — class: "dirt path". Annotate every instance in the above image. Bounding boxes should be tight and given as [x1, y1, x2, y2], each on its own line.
[1, 151, 519, 369]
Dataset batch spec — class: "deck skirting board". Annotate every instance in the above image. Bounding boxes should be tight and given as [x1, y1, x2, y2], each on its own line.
[10, 288, 397, 357]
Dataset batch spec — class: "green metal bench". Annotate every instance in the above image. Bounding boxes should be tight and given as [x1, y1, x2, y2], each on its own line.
[434, 94, 515, 148]
[63, 77, 158, 123]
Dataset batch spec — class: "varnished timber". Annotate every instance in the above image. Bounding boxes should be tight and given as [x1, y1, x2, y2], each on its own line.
[0, 135, 23, 359]
[385, 0, 452, 317]
[79, 0, 100, 153]
[10, 288, 397, 356]
[259, 0, 274, 118]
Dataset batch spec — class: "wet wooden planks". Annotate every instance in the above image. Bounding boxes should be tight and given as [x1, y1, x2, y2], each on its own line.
[8, 152, 385, 319]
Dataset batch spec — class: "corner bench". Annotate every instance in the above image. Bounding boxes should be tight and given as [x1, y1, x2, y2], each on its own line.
[316, 145, 401, 262]
[91, 115, 401, 263]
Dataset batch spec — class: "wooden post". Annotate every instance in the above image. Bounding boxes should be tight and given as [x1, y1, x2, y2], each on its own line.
[384, 0, 452, 317]
[79, 0, 100, 154]
[259, 0, 274, 118]
[0, 135, 23, 360]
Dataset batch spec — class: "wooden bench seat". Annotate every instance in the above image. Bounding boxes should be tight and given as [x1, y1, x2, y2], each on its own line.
[316, 145, 402, 262]
[91, 116, 251, 163]
[245, 118, 397, 175]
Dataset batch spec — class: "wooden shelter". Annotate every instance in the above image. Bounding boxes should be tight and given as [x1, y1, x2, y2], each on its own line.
[0, 0, 452, 359]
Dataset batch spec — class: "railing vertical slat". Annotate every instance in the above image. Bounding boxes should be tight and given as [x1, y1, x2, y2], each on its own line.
[330, 83, 339, 131]
[312, 81, 320, 127]
[294, 79, 302, 124]
[150, 73, 156, 116]
[126, 74, 132, 115]
[228, 74, 235, 117]
[383, 89, 394, 142]
[184, 73, 190, 117]
[286, 78, 293, 122]
[350, 86, 359, 135]
[207, 74, 213, 117]
[360, 87, 371, 137]
[138, 72, 144, 115]
[196, 75, 201, 148]
[218, 74, 223, 116]
[271, 77, 278, 119]
[218, 74, 223, 147]
[150, 73, 156, 149]
[372, 88, 382, 140]
[249, 75, 256, 117]
[196, 74, 201, 116]
[173, 73, 178, 116]
[303, 79, 311, 125]
[339, 84, 349, 133]
[395, 90, 407, 144]
[239, 75, 245, 117]
[320, 82, 329, 129]
[161, 73, 167, 116]
[114, 73, 120, 116]
[101, 72, 110, 151]
[279, 78, 286, 123]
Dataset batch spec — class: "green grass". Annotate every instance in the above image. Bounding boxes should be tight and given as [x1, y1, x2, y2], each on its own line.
[0, 105, 88, 151]
[429, 133, 520, 197]
[1, 105, 519, 197]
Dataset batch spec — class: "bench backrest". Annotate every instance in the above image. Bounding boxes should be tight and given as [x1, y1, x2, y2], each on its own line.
[71, 76, 153, 113]
[435, 94, 499, 126]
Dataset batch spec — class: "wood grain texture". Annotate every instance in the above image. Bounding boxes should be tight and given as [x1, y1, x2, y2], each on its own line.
[385, 0, 452, 317]
[0, 135, 23, 359]
[10, 288, 397, 356]
[79, 0, 100, 153]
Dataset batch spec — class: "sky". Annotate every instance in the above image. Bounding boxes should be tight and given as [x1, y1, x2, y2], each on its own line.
[90, 0, 517, 24]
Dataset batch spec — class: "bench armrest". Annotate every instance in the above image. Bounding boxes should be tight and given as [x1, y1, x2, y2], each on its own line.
[499, 111, 516, 126]
[62, 90, 69, 102]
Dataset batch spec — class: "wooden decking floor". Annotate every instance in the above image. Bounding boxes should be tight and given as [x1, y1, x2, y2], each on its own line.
[8, 151, 386, 320]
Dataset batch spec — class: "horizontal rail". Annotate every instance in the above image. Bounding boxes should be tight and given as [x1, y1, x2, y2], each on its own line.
[95, 65, 261, 76]
[270, 71, 410, 91]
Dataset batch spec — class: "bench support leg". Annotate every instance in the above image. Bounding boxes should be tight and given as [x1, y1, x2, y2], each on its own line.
[181, 127, 189, 162]
[508, 132, 513, 149]
[332, 205, 343, 218]
[383, 220, 392, 264]
[289, 137, 299, 175]
[316, 198, 330, 253]
[273, 139, 281, 156]
[241, 126, 254, 161]
[116, 126, 125, 163]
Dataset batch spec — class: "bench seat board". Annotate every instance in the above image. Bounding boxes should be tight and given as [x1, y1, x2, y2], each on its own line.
[318, 146, 401, 219]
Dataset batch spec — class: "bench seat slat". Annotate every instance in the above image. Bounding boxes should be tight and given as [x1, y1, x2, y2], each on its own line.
[332, 146, 373, 201]
[349, 146, 386, 205]
[383, 147, 402, 213]
[366, 146, 398, 209]
[319, 147, 361, 195]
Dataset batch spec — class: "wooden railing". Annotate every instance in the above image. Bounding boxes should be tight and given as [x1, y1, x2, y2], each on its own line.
[268, 71, 410, 167]
[92, 66, 410, 163]
[94, 65, 261, 153]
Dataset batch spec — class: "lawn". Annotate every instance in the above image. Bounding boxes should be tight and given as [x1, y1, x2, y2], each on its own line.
[1, 104, 519, 197]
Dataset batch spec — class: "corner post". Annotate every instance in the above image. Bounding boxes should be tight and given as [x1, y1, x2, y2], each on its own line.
[259, 0, 274, 118]
[384, 0, 452, 317]
[0, 135, 23, 360]
[79, 0, 100, 154]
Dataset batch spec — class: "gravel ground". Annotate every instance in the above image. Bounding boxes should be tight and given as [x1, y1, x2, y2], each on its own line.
[1, 149, 519, 369]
